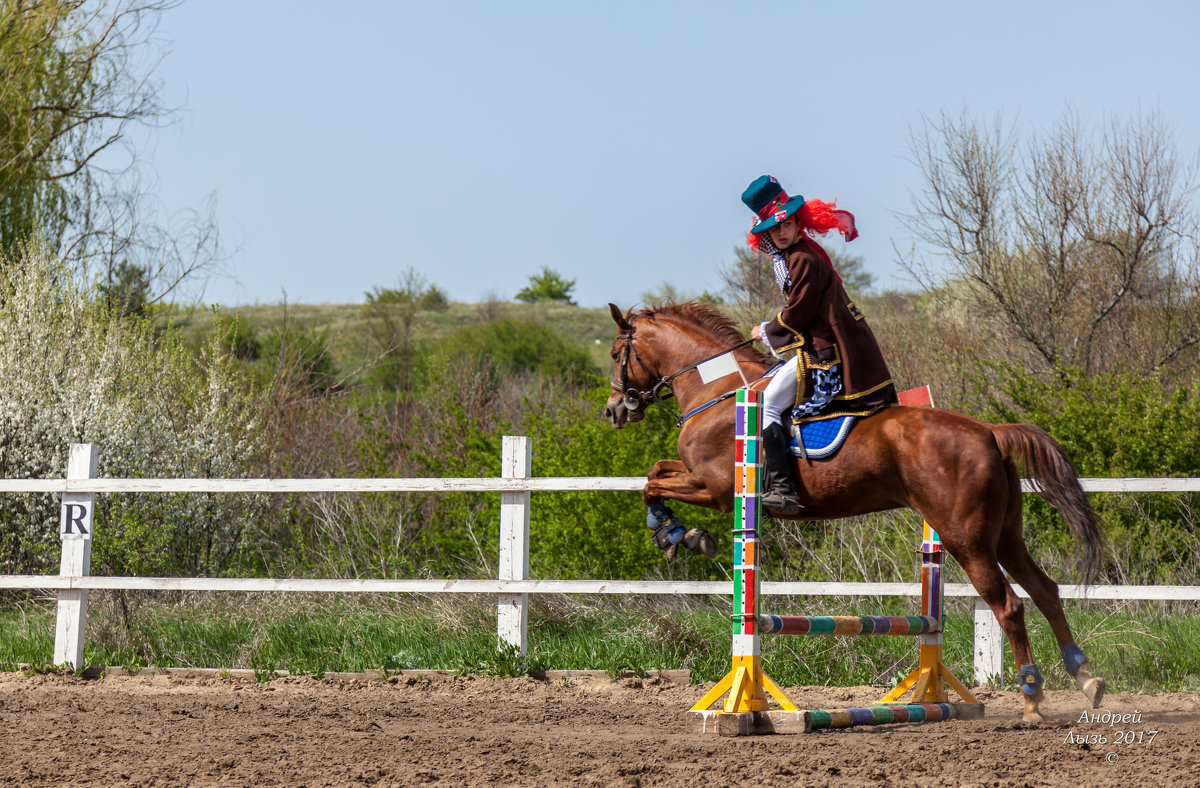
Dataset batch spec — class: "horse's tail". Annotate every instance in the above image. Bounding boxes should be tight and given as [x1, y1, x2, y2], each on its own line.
[991, 423, 1103, 584]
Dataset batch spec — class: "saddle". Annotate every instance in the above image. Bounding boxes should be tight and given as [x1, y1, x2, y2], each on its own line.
[787, 386, 932, 460]
[788, 415, 856, 459]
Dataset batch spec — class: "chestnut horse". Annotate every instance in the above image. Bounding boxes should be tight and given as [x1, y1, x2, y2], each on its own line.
[602, 301, 1105, 722]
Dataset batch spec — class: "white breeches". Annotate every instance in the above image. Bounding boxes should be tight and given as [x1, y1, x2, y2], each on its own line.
[762, 356, 799, 428]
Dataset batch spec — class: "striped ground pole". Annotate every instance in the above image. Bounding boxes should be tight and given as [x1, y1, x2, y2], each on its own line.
[809, 702, 959, 730]
[758, 614, 941, 636]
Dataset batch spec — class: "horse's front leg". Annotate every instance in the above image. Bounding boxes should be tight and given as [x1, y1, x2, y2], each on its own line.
[640, 460, 729, 560]
[644, 459, 733, 511]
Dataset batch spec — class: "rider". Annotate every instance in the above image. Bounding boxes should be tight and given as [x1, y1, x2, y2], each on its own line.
[742, 175, 898, 514]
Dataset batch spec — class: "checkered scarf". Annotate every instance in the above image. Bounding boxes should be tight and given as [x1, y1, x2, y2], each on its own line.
[755, 235, 790, 293]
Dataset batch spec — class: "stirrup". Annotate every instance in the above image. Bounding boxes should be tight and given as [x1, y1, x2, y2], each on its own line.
[761, 489, 802, 516]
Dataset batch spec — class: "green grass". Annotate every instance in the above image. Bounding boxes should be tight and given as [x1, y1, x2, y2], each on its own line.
[2, 594, 1198, 693]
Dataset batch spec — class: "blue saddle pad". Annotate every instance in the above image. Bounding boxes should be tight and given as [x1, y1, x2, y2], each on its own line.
[789, 415, 856, 459]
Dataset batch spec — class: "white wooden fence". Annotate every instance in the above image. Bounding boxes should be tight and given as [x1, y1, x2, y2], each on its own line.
[2, 437, 1200, 685]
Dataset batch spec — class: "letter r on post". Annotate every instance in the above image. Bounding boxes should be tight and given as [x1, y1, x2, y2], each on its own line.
[60, 501, 92, 538]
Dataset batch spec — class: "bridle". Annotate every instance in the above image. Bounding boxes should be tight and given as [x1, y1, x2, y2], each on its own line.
[611, 321, 754, 420]
[611, 328, 669, 413]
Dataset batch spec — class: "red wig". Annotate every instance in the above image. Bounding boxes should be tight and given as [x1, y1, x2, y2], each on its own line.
[746, 198, 849, 251]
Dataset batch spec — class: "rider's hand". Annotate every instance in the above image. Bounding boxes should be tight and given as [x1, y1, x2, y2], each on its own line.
[750, 325, 763, 341]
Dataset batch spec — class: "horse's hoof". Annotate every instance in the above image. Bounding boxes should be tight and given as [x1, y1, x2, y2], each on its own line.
[1021, 689, 1046, 723]
[1082, 677, 1106, 708]
[683, 528, 717, 559]
[1021, 697, 1045, 724]
[1071, 659, 1106, 708]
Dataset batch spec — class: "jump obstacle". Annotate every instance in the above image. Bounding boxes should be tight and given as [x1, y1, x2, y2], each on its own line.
[685, 388, 985, 735]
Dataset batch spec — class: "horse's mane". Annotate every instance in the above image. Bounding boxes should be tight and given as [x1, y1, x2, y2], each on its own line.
[629, 301, 775, 365]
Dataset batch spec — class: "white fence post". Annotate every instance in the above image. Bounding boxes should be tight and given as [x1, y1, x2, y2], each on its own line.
[53, 443, 98, 670]
[973, 597, 1004, 685]
[497, 436, 531, 655]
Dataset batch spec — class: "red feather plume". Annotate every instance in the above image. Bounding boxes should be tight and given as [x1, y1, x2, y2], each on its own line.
[798, 199, 842, 235]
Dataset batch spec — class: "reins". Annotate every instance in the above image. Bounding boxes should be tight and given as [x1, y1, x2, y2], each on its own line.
[674, 362, 781, 427]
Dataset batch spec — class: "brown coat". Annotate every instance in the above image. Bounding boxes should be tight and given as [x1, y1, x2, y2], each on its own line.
[762, 236, 897, 419]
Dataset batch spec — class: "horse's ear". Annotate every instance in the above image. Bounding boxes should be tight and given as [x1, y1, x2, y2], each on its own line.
[609, 303, 631, 331]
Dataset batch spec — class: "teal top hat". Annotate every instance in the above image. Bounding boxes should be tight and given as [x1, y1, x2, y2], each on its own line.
[742, 175, 805, 234]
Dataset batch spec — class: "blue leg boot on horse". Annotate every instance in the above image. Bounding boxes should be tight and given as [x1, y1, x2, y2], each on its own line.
[646, 502, 717, 560]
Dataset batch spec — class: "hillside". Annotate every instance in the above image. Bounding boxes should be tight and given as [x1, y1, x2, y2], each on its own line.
[164, 300, 626, 381]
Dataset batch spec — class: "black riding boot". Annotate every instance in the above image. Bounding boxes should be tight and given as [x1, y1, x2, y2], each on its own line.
[761, 422, 802, 515]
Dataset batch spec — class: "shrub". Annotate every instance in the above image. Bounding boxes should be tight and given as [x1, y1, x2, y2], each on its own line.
[214, 312, 262, 361]
[436, 318, 598, 391]
[257, 322, 339, 393]
[520, 387, 730, 580]
[515, 267, 577, 305]
[0, 243, 266, 577]
[980, 363, 1200, 583]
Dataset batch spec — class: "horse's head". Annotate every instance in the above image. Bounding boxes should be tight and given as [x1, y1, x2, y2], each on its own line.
[604, 303, 661, 428]
[603, 301, 771, 428]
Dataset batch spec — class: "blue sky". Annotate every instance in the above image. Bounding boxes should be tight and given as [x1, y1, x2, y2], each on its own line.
[147, 1, 1200, 308]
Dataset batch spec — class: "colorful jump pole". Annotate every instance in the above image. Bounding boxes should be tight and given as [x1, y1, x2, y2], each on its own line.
[685, 388, 807, 735]
[799, 521, 983, 732]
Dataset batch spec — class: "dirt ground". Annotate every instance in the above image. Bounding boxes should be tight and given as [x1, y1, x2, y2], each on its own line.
[1, 670, 1197, 787]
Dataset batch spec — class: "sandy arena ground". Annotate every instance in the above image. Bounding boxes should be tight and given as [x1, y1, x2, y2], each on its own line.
[1, 670, 1198, 787]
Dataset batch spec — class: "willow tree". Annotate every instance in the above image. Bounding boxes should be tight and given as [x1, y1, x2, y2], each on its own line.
[0, 1, 219, 308]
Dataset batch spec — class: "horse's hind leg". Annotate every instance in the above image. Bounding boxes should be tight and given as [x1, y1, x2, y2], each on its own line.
[954, 549, 1047, 723]
[998, 534, 1106, 709]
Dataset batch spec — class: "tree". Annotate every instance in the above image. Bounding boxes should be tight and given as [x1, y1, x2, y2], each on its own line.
[96, 259, 151, 316]
[0, 1, 223, 304]
[829, 251, 876, 302]
[360, 268, 446, 393]
[718, 244, 875, 330]
[515, 266, 577, 304]
[718, 246, 783, 330]
[900, 109, 1200, 379]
